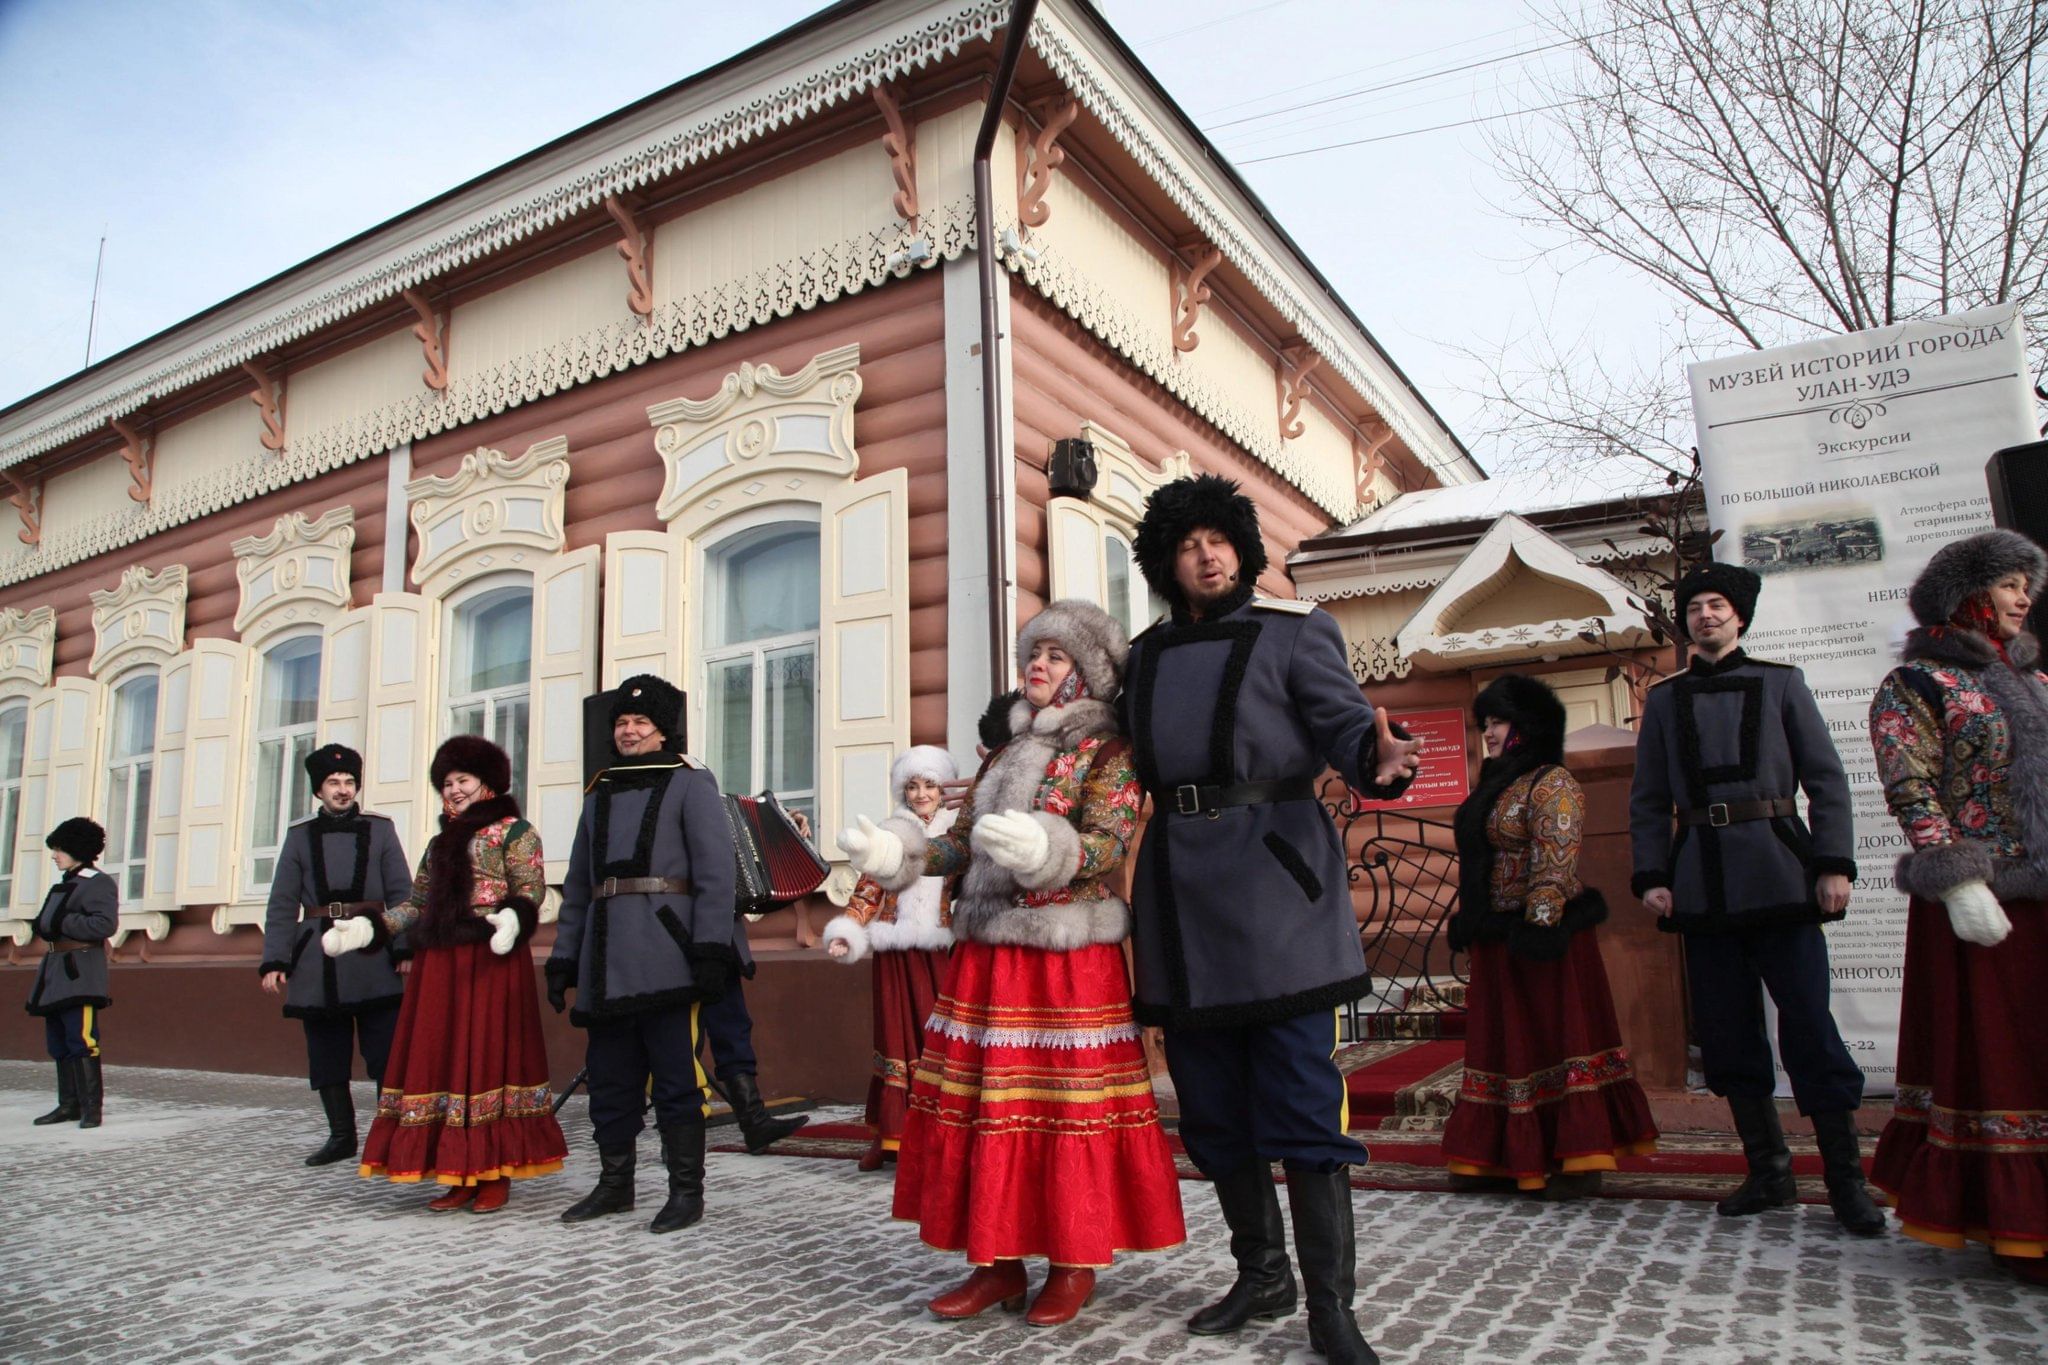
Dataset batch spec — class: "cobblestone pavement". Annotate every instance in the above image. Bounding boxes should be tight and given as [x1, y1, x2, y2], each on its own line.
[3, 1061, 2044, 1363]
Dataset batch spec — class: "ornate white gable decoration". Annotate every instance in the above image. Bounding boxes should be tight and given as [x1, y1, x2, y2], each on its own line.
[406, 436, 570, 597]
[0, 605, 56, 689]
[1395, 514, 1653, 671]
[90, 564, 189, 675]
[648, 343, 863, 523]
[1078, 422, 1190, 526]
[232, 507, 356, 644]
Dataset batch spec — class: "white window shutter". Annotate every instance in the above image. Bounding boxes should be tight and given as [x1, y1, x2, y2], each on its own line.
[1048, 498, 1110, 608]
[317, 606, 373, 753]
[602, 529, 685, 689]
[45, 677, 106, 831]
[818, 468, 910, 858]
[530, 545, 599, 881]
[7, 694, 53, 924]
[174, 640, 254, 907]
[149, 655, 192, 907]
[363, 592, 436, 862]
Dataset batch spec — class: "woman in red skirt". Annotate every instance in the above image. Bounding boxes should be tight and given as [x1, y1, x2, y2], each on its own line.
[1442, 674, 1658, 1197]
[1867, 529, 2048, 1282]
[840, 599, 1184, 1327]
[323, 735, 566, 1212]
[823, 744, 960, 1171]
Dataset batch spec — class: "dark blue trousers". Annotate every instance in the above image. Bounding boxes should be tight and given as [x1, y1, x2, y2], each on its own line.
[698, 978, 757, 1082]
[1683, 921, 1865, 1115]
[44, 1006, 99, 1061]
[302, 1007, 398, 1091]
[585, 1005, 709, 1148]
[1165, 1008, 1370, 1178]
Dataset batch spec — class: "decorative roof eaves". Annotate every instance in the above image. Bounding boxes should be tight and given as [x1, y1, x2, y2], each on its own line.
[0, 0, 1010, 474]
[1025, 2, 1478, 487]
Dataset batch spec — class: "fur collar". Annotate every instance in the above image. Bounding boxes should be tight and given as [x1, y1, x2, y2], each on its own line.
[416, 793, 522, 947]
[1687, 648, 1750, 676]
[996, 697, 1121, 777]
[1903, 626, 2040, 672]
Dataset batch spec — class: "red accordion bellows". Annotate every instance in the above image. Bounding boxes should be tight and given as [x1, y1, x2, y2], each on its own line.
[725, 791, 828, 913]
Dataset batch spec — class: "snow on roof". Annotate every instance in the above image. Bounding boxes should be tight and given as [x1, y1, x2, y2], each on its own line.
[1334, 466, 1671, 537]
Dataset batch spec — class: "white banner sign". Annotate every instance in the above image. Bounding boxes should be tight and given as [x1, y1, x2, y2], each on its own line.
[1687, 303, 2037, 1095]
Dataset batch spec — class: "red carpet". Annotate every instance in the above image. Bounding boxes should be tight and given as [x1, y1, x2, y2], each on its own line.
[1340, 1038, 1465, 1126]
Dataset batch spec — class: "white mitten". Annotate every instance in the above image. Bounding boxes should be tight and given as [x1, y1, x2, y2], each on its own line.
[837, 814, 904, 881]
[973, 810, 1050, 875]
[1941, 881, 2011, 947]
[322, 916, 375, 957]
[485, 908, 520, 956]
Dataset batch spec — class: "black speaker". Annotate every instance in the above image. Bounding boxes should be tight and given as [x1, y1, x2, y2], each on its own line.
[582, 691, 619, 788]
[1048, 437, 1098, 499]
[1986, 440, 2048, 638]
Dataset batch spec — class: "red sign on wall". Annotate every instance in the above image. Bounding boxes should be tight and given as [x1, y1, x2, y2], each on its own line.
[1349, 708, 1470, 812]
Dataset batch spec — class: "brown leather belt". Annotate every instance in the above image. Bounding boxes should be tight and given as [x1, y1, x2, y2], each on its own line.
[302, 901, 387, 921]
[595, 876, 693, 901]
[50, 938, 97, 953]
[1678, 798, 1799, 828]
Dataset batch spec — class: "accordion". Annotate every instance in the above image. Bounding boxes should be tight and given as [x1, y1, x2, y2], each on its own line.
[723, 791, 830, 917]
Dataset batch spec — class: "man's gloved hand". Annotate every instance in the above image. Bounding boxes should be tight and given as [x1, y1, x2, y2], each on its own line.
[837, 814, 904, 881]
[545, 962, 575, 1014]
[972, 810, 1050, 875]
[322, 917, 375, 957]
[689, 952, 734, 1004]
[1941, 881, 2010, 946]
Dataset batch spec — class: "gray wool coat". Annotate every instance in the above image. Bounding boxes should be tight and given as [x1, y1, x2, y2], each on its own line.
[1122, 595, 1412, 1030]
[260, 809, 412, 1018]
[549, 754, 741, 1024]
[1628, 649, 1858, 933]
[26, 867, 118, 1016]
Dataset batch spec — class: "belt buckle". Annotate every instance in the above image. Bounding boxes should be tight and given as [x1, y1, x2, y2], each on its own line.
[598, 877, 619, 900]
[1174, 784, 1201, 816]
[326, 902, 348, 919]
[1707, 803, 1730, 827]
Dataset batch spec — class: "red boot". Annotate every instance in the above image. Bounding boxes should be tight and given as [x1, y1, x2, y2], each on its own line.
[856, 1138, 886, 1173]
[471, 1177, 510, 1214]
[427, 1184, 477, 1212]
[928, 1261, 1028, 1319]
[1026, 1267, 1095, 1327]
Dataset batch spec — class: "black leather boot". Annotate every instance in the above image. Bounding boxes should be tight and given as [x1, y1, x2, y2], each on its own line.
[1716, 1094, 1797, 1216]
[77, 1055, 104, 1130]
[726, 1072, 807, 1153]
[33, 1059, 80, 1125]
[1810, 1110, 1885, 1236]
[1189, 1162, 1297, 1335]
[561, 1145, 638, 1222]
[1285, 1168, 1379, 1365]
[649, 1121, 706, 1233]
[305, 1084, 358, 1166]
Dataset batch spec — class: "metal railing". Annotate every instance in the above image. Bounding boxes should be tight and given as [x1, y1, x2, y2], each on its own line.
[1321, 779, 1467, 1040]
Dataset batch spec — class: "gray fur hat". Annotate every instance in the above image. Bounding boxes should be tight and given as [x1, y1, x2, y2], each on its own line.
[1016, 599, 1129, 701]
[1908, 529, 2045, 627]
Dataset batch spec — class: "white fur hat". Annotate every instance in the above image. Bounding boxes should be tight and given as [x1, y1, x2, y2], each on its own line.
[891, 745, 958, 793]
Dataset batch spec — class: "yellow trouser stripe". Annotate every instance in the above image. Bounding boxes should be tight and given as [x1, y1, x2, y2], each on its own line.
[1332, 1008, 1349, 1137]
[80, 1005, 99, 1059]
[690, 1003, 710, 1117]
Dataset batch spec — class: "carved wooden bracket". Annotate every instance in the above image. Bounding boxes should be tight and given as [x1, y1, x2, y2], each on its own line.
[401, 287, 451, 391]
[241, 360, 287, 453]
[111, 417, 154, 503]
[2, 470, 40, 546]
[1016, 96, 1080, 231]
[1354, 418, 1396, 506]
[602, 194, 655, 319]
[1170, 243, 1223, 354]
[1278, 349, 1322, 440]
[872, 83, 918, 227]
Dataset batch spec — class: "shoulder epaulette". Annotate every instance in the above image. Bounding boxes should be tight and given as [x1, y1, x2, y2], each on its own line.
[1250, 595, 1315, 615]
[678, 753, 707, 769]
[1647, 672, 1680, 689]
[1131, 613, 1169, 644]
[359, 808, 391, 820]
[75, 867, 100, 879]
[288, 811, 320, 827]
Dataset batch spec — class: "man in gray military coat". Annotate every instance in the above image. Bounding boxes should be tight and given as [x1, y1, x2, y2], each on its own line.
[547, 673, 741, 1235]
[1127, 474, 1420, 1365]
[259, 744, 412, 1166]
[27, 817, 119, 1130]
[1629, 561, 1883, 1235]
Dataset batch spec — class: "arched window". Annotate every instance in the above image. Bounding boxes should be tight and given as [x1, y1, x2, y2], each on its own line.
[446, 579, 534, 804]
[703, 521, 820, 823]
[103, 670, 161, 901]
[245, 633, 323, 890]
[0, 701, 25, 907]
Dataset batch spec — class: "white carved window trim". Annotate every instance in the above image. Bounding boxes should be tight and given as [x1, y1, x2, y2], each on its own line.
[100, 666, 162, 905]
[242, 629, 325, 895]
[232, 508, 356, 650]
[0, 606, 56, 692]
[89, 565, 188, 677]
[0, 607, 53, 936]
[406, 437, 569, 600]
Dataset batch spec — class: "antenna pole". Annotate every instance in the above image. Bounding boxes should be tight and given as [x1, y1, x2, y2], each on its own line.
[85, 229, 107, 366]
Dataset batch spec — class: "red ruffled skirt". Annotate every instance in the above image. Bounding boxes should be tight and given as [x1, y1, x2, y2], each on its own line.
[360, 941, 566, 1186]
[892, 940, 1185, 1266]
[867, 947, 948, 1149]
[1442, 931, 1659, 1188]
[1872, 895, 2048, 1257]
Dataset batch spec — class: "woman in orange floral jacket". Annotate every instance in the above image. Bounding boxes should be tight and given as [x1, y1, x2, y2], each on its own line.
[840, 600, 1184, 1328]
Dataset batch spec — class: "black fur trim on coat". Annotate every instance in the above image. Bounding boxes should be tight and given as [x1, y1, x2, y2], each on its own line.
[1131, 970, 1375, 1031]
[502, 893, 541, 944]
[1453, 887, 1609, 962]
[1630, 869, 1670, 896]
[978, 690, 1021, 751]
[1131, 473, 1269, 610]
[1449, 677, 1571, 952]
[412, 793, 522, 948]
[1655, 899, 1844, 934]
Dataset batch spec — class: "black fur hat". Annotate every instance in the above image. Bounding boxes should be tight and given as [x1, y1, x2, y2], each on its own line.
[46, 817, 106, 863]
[1472, 674, 1568, 766]
[430, 734, 512, 796]
[304, 743, 363, 794]
[1674, 561, 1762, 638]
[610, 673, 685, 748]
[1132, 473, 1269, 604]
[1908, 529, 2046, 628]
